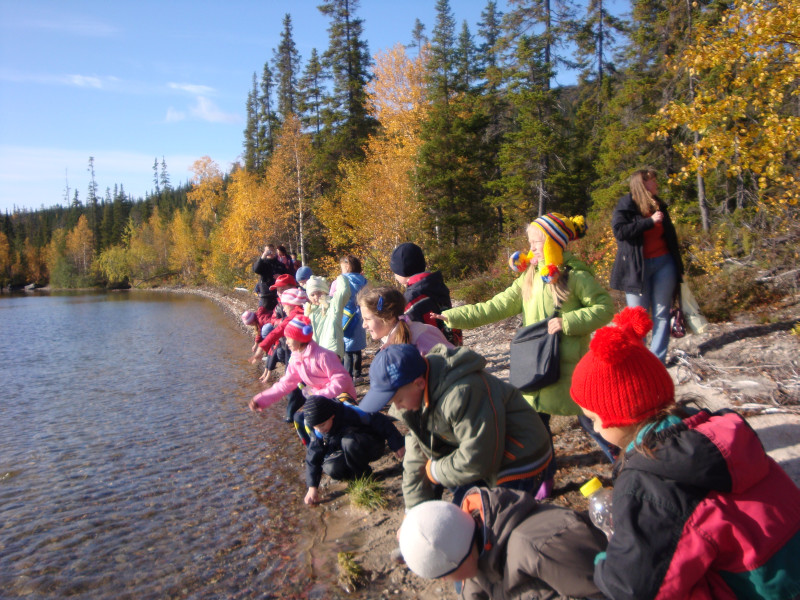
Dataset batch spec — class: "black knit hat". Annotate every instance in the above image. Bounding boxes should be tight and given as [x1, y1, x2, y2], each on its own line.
[390, 242, 426, 277]
[303, 395, 339, 427]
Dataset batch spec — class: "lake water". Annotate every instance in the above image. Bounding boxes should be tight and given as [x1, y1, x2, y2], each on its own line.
[0, 291, 347, 599]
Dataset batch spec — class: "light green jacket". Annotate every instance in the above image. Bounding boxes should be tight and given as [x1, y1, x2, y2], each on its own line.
[443, 252, 614, 415]
[305, 274, 351, 358]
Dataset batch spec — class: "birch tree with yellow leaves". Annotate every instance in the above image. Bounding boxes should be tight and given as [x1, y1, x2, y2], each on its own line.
[655, 0, 800, 212]
[318, 43, 428, 277]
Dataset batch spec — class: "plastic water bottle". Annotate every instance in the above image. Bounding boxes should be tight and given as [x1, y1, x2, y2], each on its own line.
[580, 477, 614, 539]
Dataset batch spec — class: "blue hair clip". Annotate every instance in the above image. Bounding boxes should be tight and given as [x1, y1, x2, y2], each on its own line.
[377, 295, 384, 312]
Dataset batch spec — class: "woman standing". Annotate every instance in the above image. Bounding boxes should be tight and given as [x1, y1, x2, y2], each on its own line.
[610, 169, 684, 364]
[438, 214, 614, 499]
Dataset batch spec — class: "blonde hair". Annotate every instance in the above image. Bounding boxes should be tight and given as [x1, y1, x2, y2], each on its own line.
[629, 169, 660, 216]
[521, 224, 571, 306]
[357, 286, 412, 345]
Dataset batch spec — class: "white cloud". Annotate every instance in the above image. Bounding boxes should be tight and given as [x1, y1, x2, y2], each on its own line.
[67, 74, 103, 88]
[168, 82, 216, 96]
[189, 97, 240, 124]
[165, 107, 186, 123]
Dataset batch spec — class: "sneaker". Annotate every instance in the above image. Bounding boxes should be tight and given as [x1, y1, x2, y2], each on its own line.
[534, 478, 554, 500]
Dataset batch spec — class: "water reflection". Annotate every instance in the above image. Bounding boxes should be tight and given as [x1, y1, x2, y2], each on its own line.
[0, 292, 345, 599]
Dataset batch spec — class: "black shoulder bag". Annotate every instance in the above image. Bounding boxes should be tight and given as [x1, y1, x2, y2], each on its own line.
[509, 308, 561, 392]
[509, 269, 569, 392]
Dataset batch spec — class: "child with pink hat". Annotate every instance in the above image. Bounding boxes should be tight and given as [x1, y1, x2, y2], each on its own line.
[570, 306, 800, 599]
[249, 315, 356, 444]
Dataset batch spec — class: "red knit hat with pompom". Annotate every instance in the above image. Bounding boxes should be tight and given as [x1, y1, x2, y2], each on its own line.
[570, 307, 674, 428]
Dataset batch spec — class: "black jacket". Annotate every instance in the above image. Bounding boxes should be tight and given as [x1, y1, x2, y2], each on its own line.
[403, 271, 452, 323]
[252, 256, 287, 304]
[609, 193, 684, 294]
[304, 402, 404, 487]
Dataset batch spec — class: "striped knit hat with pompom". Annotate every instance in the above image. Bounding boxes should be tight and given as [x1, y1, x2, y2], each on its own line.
[284, 315, 314, 343]
[570, 307, 674, 428]
[532, 213, 587, 283]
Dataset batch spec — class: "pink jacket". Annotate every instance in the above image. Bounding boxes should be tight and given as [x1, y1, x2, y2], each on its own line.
[381, 315, 454, 355]
[252, 340, 357, 409]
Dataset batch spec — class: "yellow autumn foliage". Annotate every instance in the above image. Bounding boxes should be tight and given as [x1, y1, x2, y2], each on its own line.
[655, 0, 800, 206]
[319, 44, 428, 278]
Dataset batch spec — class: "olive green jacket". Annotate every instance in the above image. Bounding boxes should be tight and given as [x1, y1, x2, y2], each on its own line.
[398, 345, 552, 509]
[443, 253, 614, 415]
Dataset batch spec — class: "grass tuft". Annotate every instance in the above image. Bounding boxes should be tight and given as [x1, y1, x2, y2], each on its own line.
[337, 551, 366, 592]
[345, 474, 388, 511]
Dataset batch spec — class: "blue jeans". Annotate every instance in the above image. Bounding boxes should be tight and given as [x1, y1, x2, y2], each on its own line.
[625, 253, 677, 363]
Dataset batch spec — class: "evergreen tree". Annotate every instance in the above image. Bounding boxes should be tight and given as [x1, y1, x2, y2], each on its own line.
[318, 0, 375, 164]
[152, 157, 161, 195]
[87, 156, 101, 251]
[273, 13, 301, 120]
[298, 48, 325, 137]
[160, 157, 171, 192]
[243, 73, 259, 171]
[258, 62, 279, 160]
[418, 0, 494, 246]
[408, 18, 428, 51]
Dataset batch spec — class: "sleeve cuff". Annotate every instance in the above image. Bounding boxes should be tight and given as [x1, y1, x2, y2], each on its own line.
[425, 459, 440, 484]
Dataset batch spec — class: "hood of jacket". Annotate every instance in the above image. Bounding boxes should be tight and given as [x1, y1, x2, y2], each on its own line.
[343, 272, 368, 291]
[405, 270, 452, 309]
[622, 409, 771, 495]
[425, 344, 486, 405]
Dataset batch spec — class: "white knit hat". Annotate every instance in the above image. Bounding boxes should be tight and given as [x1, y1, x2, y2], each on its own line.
[399, 500, 476, 579]
[305, 275, 330, 296]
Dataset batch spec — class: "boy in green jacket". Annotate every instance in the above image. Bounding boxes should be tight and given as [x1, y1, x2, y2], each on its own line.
[359, 344, 552, 509]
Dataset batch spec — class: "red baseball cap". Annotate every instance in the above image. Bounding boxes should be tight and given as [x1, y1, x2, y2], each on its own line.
[269, 273, 298, 290]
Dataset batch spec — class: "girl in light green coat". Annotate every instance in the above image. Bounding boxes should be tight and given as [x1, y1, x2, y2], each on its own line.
[438, 213, 614, 498]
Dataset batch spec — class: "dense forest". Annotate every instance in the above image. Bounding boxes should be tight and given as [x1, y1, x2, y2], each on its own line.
[1, 0, 797, 317]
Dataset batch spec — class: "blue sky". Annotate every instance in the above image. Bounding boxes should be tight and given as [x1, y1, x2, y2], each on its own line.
[0, 1, 626, 214]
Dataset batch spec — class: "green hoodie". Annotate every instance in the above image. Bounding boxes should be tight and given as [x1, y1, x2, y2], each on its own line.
[398, 345, 552, 509]
[443, 252, 613, 415]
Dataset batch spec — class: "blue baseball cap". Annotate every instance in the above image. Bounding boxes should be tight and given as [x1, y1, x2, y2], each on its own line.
[359, 344, 427, 413]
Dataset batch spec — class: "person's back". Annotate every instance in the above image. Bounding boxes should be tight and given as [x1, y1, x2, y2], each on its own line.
[399, 486, 606, 600]
[598, 409, 800, 600]
[390, 242, 460, 345]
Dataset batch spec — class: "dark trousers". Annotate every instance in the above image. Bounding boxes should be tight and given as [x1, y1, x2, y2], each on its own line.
[286, 387, 305, 423]
[322, 431, 385, 481]
[344, 351, 362, 378]
[538, 412, 558, 482]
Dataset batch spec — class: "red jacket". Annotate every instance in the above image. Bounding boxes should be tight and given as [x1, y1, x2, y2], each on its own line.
[258, 304, 304, 352]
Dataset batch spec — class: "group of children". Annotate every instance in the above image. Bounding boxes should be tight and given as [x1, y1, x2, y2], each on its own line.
[240, 239, 800, 600]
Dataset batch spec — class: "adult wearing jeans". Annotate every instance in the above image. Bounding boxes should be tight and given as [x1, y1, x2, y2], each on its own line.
[610, 169, 684, 364]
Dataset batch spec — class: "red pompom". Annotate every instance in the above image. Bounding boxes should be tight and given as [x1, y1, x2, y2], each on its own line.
[590, 325, 631, 364]
[613, 306, 653, 339]
[545, 264, 559, 276]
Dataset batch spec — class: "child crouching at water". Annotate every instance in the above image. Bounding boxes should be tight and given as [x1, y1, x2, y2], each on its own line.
[249, 315, 356, 415]
[569, 306, 800, 600]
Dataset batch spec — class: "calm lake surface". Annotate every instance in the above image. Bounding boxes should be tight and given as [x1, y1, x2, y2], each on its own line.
[0, 291, 346, 599]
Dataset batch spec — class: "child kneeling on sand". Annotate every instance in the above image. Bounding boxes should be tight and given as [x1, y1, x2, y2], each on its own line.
[399, 486, 606, 599]
[302, 395, 405, 506]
